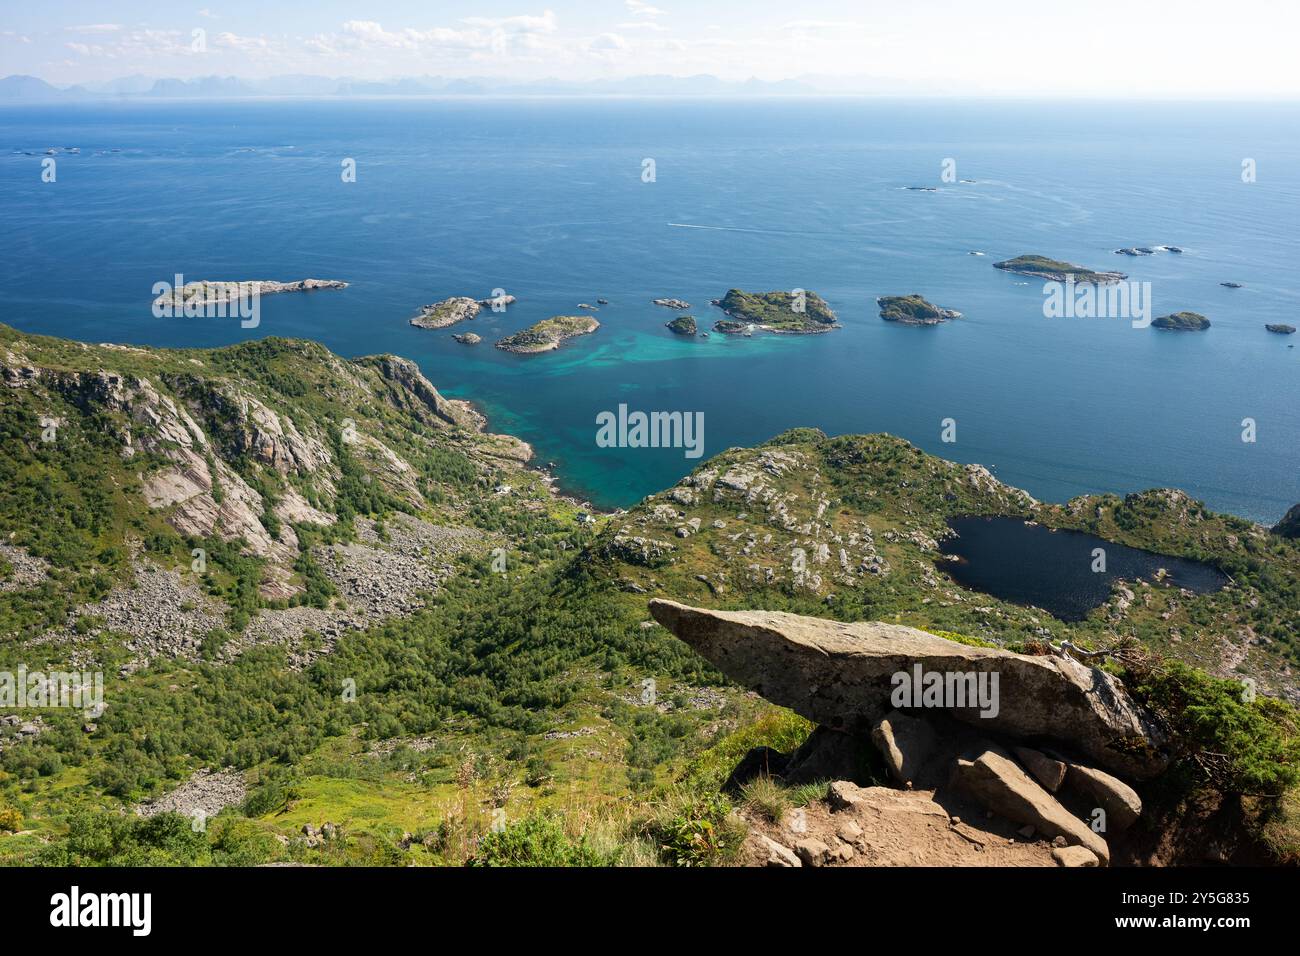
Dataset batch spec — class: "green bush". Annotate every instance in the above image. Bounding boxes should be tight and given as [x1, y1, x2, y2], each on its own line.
[650, 792, 742, 867]
[1131, 660, 1300, 796]
[35, 811, 210, 866]
[468, 814, 607, 867]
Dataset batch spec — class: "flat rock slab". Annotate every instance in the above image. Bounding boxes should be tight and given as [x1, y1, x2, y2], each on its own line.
[952, 749, 1110, 864]
[649, 600, 1166, 780]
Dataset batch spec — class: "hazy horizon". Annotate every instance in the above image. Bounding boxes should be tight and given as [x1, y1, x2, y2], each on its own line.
[3, 0, 1299, 98]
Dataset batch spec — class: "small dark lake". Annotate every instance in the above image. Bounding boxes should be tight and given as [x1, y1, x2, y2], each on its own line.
[937, 516, 1229, 622]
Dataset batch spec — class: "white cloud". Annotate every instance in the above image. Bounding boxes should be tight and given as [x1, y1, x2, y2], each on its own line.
[320, 14, 559, 60]
[214, 32, 270, 53]
[625, 1, 666, 18]
[67, 24, 123, 35]
[779, 20, 863, 30]
[616, 21, 667, 32]
[589, 32, 628, 51]
[460, 11, 558, 34]
[62, 28, 204, 60]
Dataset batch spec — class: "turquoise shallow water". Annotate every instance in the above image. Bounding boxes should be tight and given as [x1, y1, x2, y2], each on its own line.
[1, 98, 1297, 520]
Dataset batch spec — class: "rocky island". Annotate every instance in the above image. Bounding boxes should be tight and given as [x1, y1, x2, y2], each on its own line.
[452, 332, 482, 345]
[410, 293, 517, 331]
[993, 255, 1127, 284]
[152, 278, 347, 310]
[1266, 324, 1296, 334]
[878, 294, 963, 326]
[711, 289, 839, 334]
[1152, 311, 1211, 331]
[665, 315, 698, 336]
[495, 315, 599, 353]
[410, 296, 481, 330]
[653, 298, 691, 310]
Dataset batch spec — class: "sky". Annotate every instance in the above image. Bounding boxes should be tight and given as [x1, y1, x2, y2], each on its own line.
[3, 0, 1299, 97]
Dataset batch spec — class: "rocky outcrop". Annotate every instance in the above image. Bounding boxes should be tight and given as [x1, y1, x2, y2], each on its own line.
[359, 354, 477, 430]
[1273, 504, 1300, 539]
[601, 534, 676, 568]
[648, 600, 1168, 780]
[654, 598, 1176, 867]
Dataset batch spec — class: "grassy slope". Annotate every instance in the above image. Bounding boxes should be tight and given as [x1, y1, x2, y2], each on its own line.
[1, 331, 1297, 865]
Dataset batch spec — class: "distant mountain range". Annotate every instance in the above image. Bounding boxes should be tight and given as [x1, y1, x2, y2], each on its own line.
[0, 72, 956, 101]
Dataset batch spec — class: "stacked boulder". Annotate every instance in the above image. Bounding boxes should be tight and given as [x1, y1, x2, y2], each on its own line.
[649, 600, 1164, 867]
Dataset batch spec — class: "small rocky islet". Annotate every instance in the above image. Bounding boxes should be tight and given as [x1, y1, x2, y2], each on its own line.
[407, 257, 1263, 348]
[1265, 324, 1295, 334]
[1152, 311, 1211, 331]
[1113, 245, 1183, 256]
[494, 315, 599, 353]
[409, 294, 517, 330]
[878, 294, 962, 326]
[993, 254, 1127, 284]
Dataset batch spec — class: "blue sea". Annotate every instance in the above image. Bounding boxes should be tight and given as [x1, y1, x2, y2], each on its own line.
[1, 98, 1297, 522]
